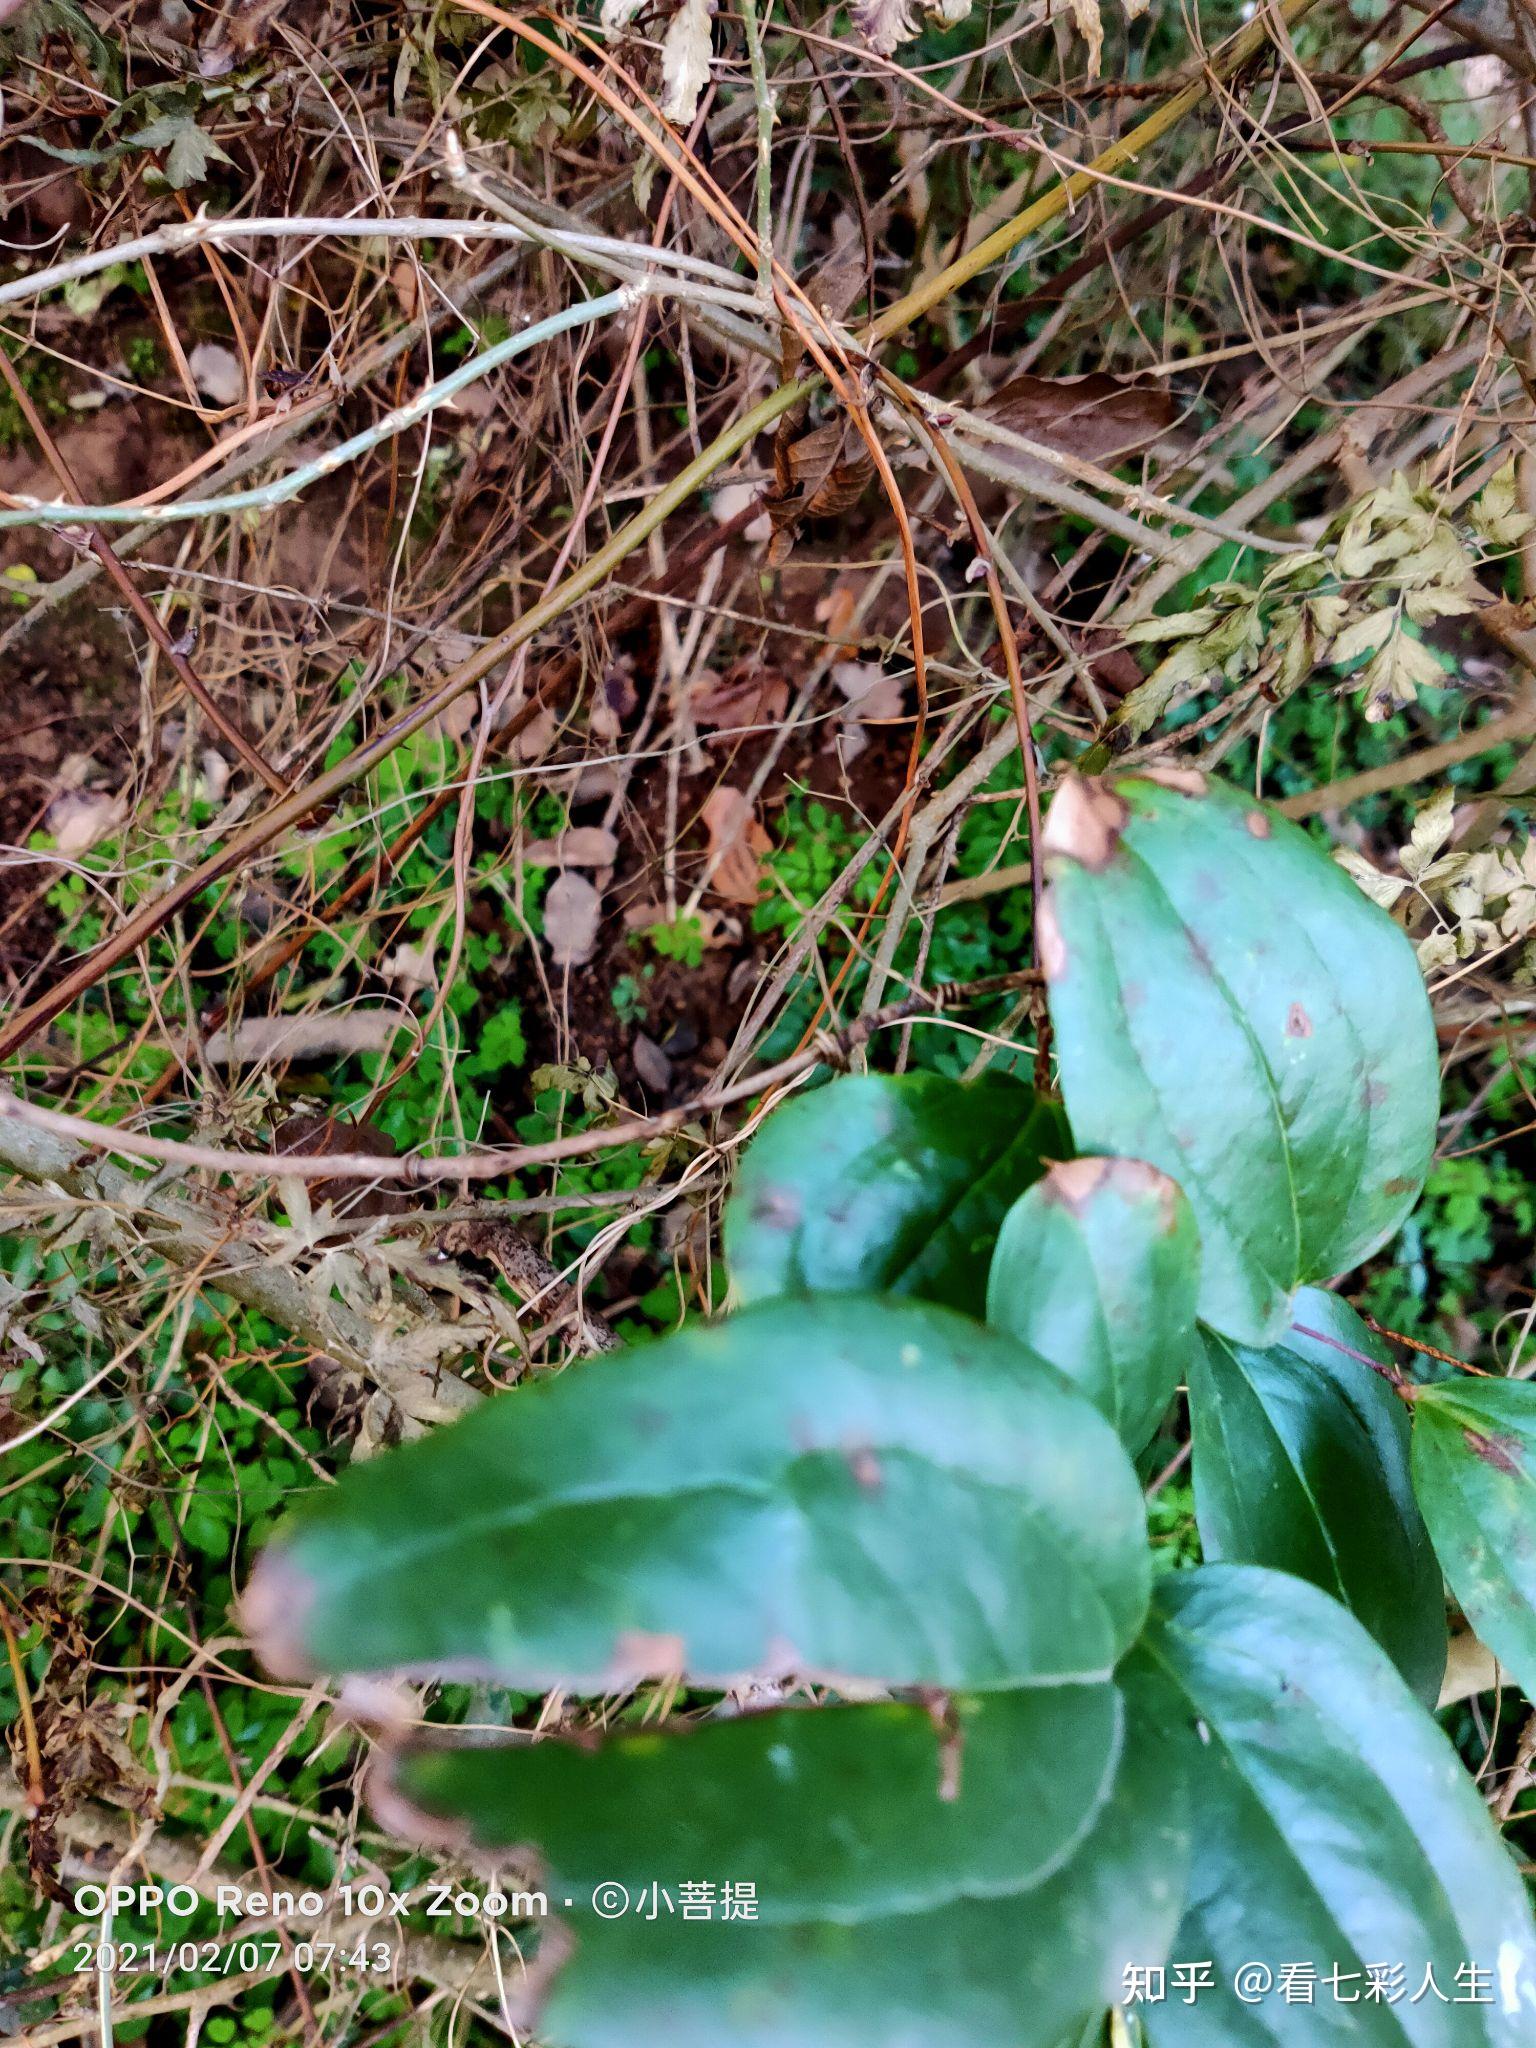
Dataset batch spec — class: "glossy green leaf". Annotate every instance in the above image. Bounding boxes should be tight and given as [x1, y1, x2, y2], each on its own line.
[247, 1295, 1151, 1693]
[1412, 1376, 1536, 1702]
[392, 1681, 1187, 2048]
[1040, 770, 1438, 1345]
[1139, 1566, 1536, 2046]
[724, 1071, 1069, 1311]
[396, 1683, 1123, 1922]
[1189, 1290, 1445, 1703]
[986, 1155, 1198, 1452]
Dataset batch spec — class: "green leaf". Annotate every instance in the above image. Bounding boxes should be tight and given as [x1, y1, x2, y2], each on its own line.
[1139, 1566, 1536, 2046]
[724, 1072, 1069, 1312]
[1188, 1291, 1445, 1703]
[1412, 1376, 1536, 1702]
[397, 1682, 1124, 1921]
[1040, 770, 1438, 1345]
[247, 1294, 1151, 1693]
[129, 111, 234, 188]
[392, 1681, 1187, 2048]
[986, 1156, 1198, 1452]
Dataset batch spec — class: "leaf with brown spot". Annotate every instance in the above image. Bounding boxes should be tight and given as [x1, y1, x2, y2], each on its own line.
[1414, 1378, 1536, 1703]
[1044, 771, 1438, 1345]
[988, 1155, 1198, 1452]
[247, 1294, 1151, 1694]
[382, 1676, 1181, 2048]
[1040, 776, 1130, 872]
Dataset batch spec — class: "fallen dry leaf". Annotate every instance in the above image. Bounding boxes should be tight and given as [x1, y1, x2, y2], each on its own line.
[632, 1031, 673, 1096]
[833, 659, 905, 723]
[390, 257, 420, 320]
[815, 581, 861, 657]
[590, 659, 639, 741]
[45, 788, 125, 855]
[766, 415, 876, 564]
[712, 479, 773, 543]
[383, 941, 436, 994]
[523, 826, 620, 868]
[661, 0, 713, 124]
[852, 0, 972, 54]
[689, 665, 790, 731]
[700, 785, 770, 906]
[975, 371, 1175, 478]
[188, 340, 243, 408]
[514, 705, 559, 762]
[203, 1010, 403, 1065]
[545, 870, 602, 965]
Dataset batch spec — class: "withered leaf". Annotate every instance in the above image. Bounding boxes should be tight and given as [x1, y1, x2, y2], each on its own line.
[765, 417, 876, 564]
[523, 827, 620, 869]
[661, 0, 714, 125]
[976, 372, 1175, 478]
[689, 664, 790, 731]
[545, 871, 602, 967]
[632, 1031, 674, 1096]
[272, 1112, 410, 1216]
[700, 785, 770, 906]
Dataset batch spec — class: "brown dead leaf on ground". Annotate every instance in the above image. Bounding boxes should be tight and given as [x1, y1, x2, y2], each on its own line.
[188, 340, 244, 408]
[514, 704, 559, 762]
[975, 372, 1176, 479]
[590, 659, 639, 740]
[523, 826, 620, 868]
[816, 582, 862, 659]
[45, 787, 126, 855]
[700, 785, 771, 905]
[272, 1111, 411, 1215]
[689, 665, 791, 731]
[545, 870, 602, 965]
[830, 659, 906, 762]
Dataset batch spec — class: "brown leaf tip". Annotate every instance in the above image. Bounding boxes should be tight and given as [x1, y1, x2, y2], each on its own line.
[1044, 1154, 1179, 1225]
[1137, 765, 1208, 798]
[1037, 895, 1068, 983]
[239, 1546, 320, 1682]
[600, 1629, 688, 1688]
[1041, 777, 1130, 872]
